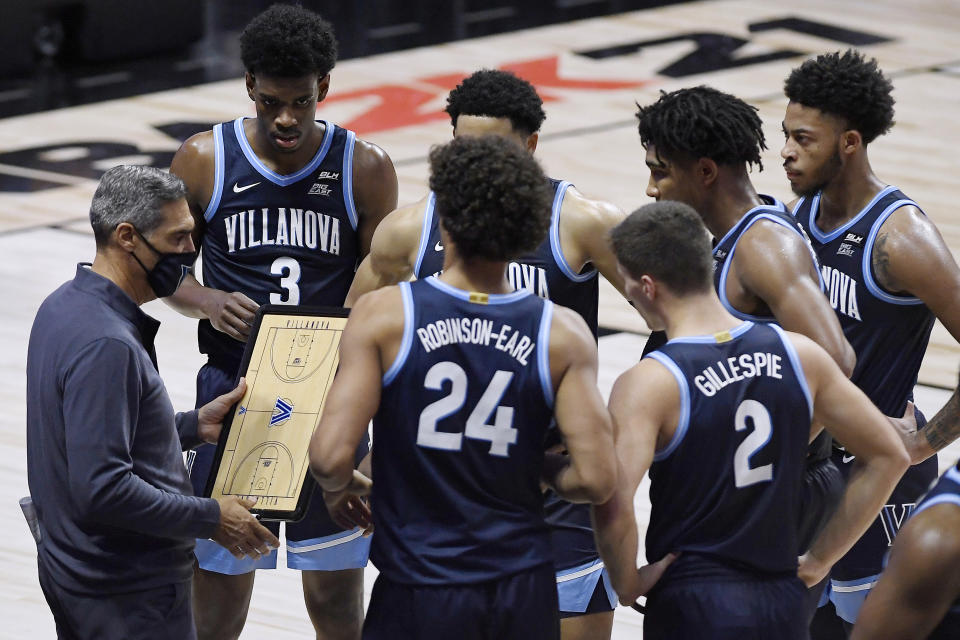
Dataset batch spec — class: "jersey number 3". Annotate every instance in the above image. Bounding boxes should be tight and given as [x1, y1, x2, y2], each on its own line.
[270, 257, 301, 304]
[416, 361, 518, 457]
[734, 399, 774, 488]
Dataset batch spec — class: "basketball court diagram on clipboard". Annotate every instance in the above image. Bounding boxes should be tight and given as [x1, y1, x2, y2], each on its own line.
[207, 308, 349, 519]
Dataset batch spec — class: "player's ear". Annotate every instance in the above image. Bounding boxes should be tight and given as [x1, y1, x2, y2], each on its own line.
[841, 129, 862, 155]
[697, 157, 719, 187]
[525, 132, 538, 154]
[317, 74, 331, 103]
[245, 73, 256, 102]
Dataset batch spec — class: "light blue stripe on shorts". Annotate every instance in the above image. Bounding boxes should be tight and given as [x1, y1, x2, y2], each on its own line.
[829, 574, 879, 623]
[195, 527, 371, 575]
[556, 558, 617, 613]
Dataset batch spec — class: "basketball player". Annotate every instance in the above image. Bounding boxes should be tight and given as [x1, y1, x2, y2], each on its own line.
[344, 69, 627, 639]
[850, 459, 960, 640]
[635, 86, 855, 614]
[593, 200, 909, 639]
[167, 5, 398, 639]
[310, 135, 617, 640]
[781, 49, 960, 631]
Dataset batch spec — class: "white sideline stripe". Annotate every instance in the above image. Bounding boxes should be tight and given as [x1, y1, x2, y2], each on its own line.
[286, 528, 364, 554]
[832, 581, 877, 593]
[556, 561, 605, 583]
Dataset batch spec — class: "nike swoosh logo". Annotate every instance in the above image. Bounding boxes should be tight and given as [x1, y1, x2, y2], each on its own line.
[435, 241, 443, 251]
[233, 181, 261, 193]
[842, 454, 855, 463]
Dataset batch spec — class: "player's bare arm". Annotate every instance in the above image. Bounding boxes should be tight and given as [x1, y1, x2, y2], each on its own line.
[541, 306, 616, 504]
[787, 332, 910, 585]
[592, 359, 679, 604]
[559, 187, 628, 296]
[344, 199, 427, 307]
[869, 206, 960, 462]
[734, 220, 856, 375]
[309, 287, 403, 492]
[351, 139, 399, 259]
[850, 503, 960, 640]
[168, 132, 260, 340]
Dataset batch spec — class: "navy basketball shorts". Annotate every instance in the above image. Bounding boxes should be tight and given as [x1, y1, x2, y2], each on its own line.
[186, 360, 370, 575]
[798, 455, 845, 552]
[643, 560, 807, 640]
[827, 446, 938, 623]
[363, 564, 560, 640]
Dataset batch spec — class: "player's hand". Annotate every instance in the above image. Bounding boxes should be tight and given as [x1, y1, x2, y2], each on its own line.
[797, 551, 830, 587]
[212, 496, 280, 560]
[197, 378, 246, 444]
[207, 290, 259, 341]
[323, 470, 373, 534]
[887, 401, 926, 464]
[619, 552, 679, 605]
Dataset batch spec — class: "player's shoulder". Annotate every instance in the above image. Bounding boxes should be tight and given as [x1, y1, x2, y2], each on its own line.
[876, 202, 936, 250]
[370, 196, 431, 256]
[351, 284, 406, 326]
[351, 137, 396, 176]
[560, 185, 626, 233]
[170, 130, 217, 187]
[897, 501, 960, 569]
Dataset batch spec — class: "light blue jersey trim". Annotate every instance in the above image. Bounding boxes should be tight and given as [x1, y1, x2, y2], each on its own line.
[716, 212, 806, 321]
[413, 192, 436, 277]
[862, 199, 924, 305]
[806, 185, 899, 244]
[549, 181, 596, 282]
[769, 324, 813, 420]
[646, 351, 690, 461]
[424, 276, 532, 304]
[234, 117, 335, 186]
[664, 321, 754, 345]
[538, 300, 555, 408]
[913, 493, 960, 517]
[203, 123, 225, 222]
[383, 282, 414, 385]
[342, 130, 359, 230]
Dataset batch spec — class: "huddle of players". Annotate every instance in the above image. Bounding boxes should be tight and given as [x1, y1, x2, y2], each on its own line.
[168, 5, 960, 640]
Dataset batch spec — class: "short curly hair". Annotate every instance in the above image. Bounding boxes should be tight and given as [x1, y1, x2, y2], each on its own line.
[240, 4, 337, 78]
[429, 136, 551, 262]
[784, 49, 894, 144]
[445, 69, 546, 136]
[611, 201, 712, 295]
[636, 86, 766, 170]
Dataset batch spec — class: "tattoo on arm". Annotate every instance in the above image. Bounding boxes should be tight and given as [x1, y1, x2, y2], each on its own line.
[923, 390, 960, 453]
[872, 232, 897, 292]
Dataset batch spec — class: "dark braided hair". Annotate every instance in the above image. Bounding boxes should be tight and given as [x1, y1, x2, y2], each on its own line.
[784, 49, 894, 144]
[636, 86, 766, 170]
[429, 136, 552, 262]
[445, 69, 546, 136]
[240, 4, 338, 78]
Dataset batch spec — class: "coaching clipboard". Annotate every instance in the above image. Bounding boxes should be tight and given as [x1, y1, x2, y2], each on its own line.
[203, 304, 349, 521]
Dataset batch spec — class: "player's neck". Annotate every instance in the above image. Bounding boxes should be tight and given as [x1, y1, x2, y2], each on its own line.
[246, 119, 325, 176]
[438, 259, 514, 295]
[704, 181, 765, 239]
[662, 292, 742, 341]
[816, 156, 887, 228]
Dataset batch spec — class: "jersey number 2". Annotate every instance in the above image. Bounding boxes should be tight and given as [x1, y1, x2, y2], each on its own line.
[416, 361, 518, 457]
[270, 257, 301, 304]
[733, 399, 774, 488]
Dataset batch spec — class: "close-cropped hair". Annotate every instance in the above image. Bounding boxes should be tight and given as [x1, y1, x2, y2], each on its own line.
[636, 86, 766, 170]
[445, 69, 546, 136]
[89, 165, 187, 248]
[240, 4, 338, 78]
[429, 136, 551, 262]
[611, 200, 713, 294]
[784, 49, 894, 144]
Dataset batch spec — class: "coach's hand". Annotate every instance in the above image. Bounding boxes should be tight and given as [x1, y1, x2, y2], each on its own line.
[324, 470, 373, 534]
[212, 496, 280, 560]
[207, 290, 259, 341]
[197, 378, 247, 444]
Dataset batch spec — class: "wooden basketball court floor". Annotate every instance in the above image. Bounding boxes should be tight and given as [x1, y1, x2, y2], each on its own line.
[2, 0, 960, 636]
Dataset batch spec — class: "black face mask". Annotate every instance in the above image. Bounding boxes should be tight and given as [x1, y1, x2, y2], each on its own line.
[130, 227, 197, 298]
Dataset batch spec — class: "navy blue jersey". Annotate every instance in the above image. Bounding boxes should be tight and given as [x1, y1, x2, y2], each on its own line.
[645, 322, 812, 574]
[794, 186, 934, 416]
[413, 179, 599, 338]
[198, 117, 361, 364]
[713, 195, 823, 323]
[370, 277, 556, 585]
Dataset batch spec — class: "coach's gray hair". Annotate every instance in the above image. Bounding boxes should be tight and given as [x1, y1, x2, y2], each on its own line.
[89, 165, 187, 248]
